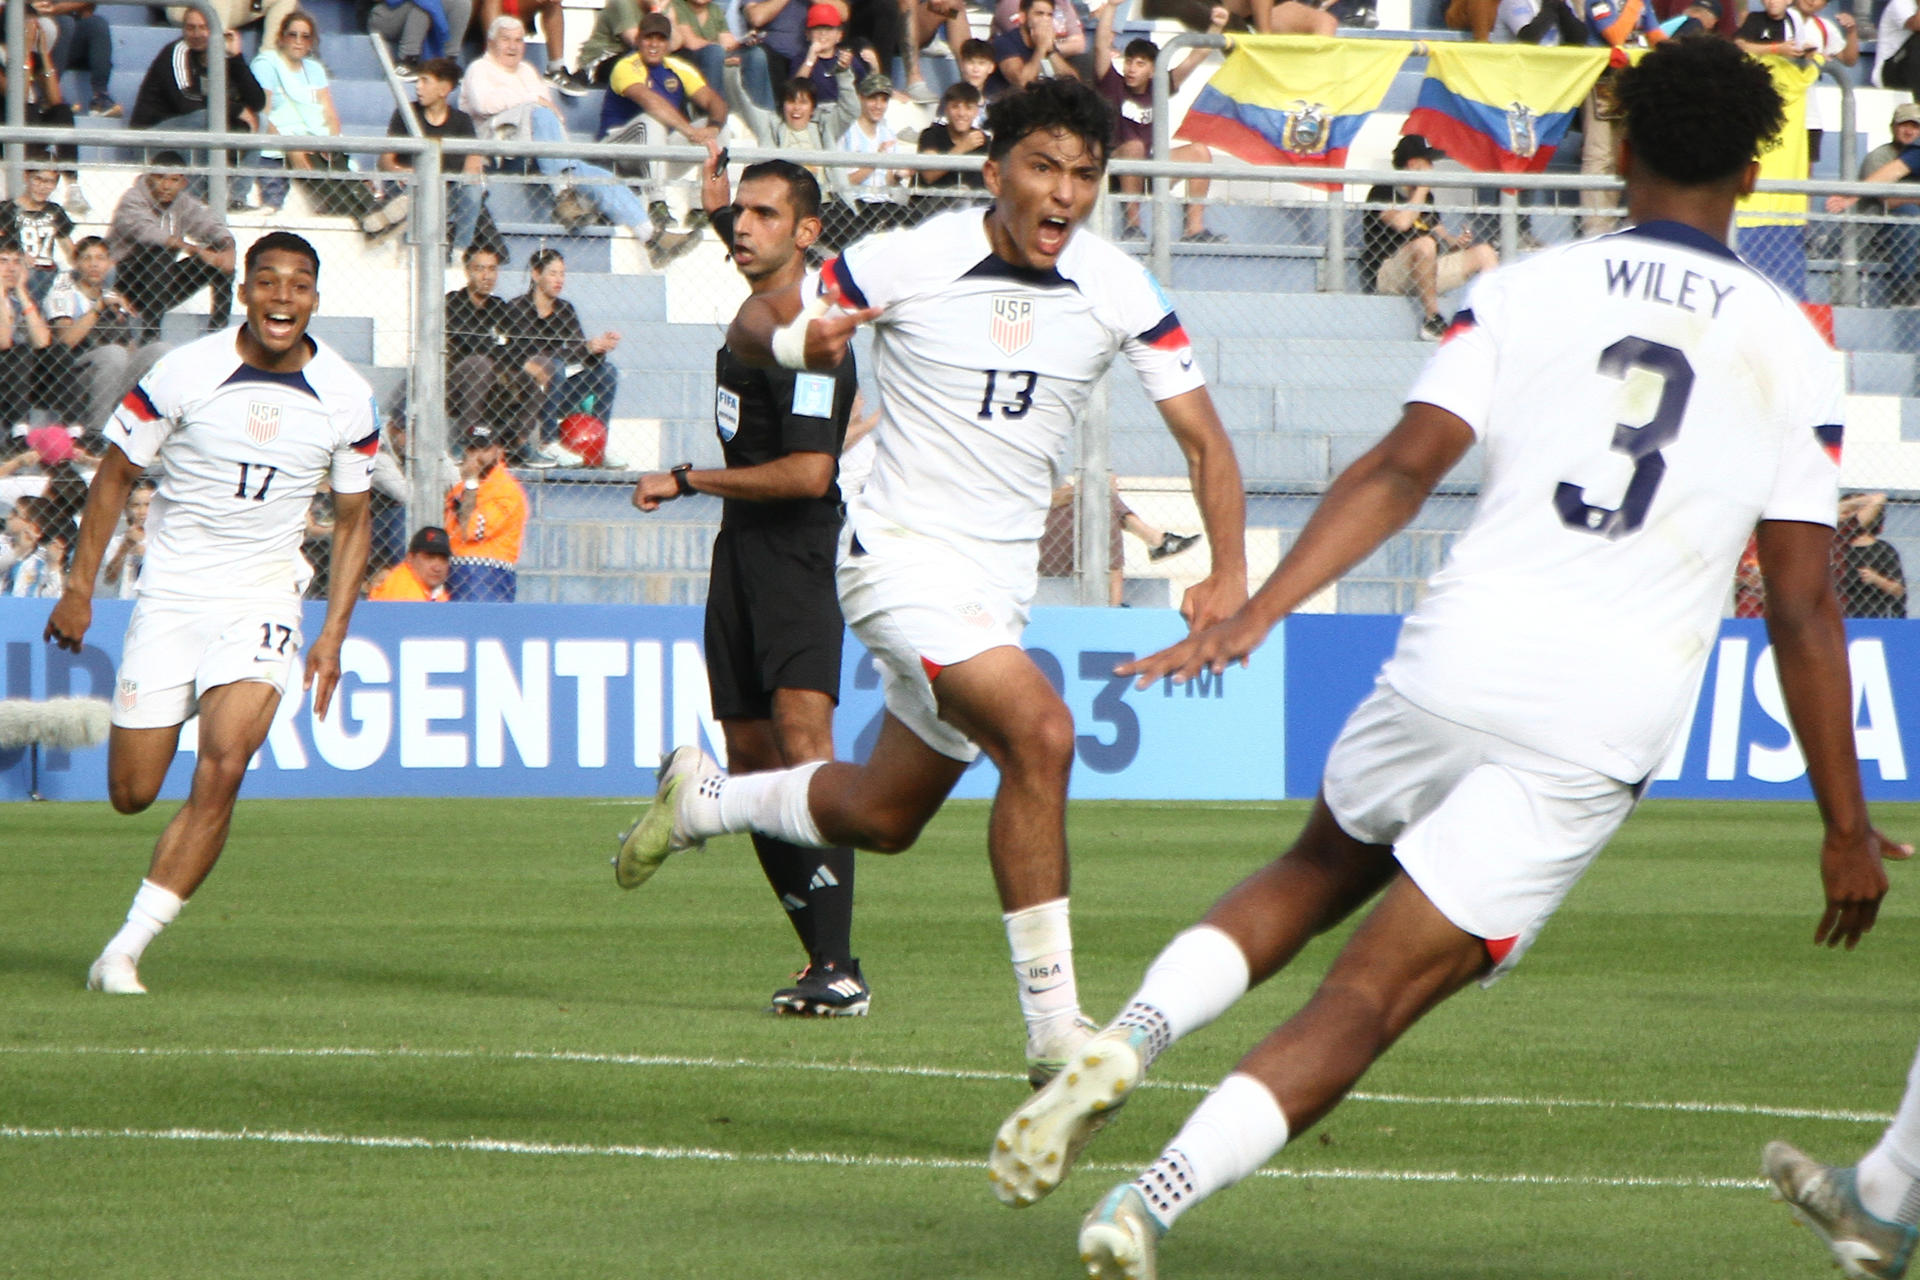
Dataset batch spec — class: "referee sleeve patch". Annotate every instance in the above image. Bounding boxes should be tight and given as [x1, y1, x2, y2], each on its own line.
[791, 373, 835, 419]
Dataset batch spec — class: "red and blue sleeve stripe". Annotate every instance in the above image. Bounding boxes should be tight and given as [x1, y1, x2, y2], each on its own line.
[1441, 309, 1477, 343]
[1137, 312, 1190, 351]
[119, 384, 160, 422]
[821, 256, 870, 310]
[1815, 423, 1843, 463]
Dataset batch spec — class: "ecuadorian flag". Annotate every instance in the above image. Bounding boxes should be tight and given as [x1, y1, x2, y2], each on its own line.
[1403, 44, 1610, 174]
[1176, 36, 1412, 169]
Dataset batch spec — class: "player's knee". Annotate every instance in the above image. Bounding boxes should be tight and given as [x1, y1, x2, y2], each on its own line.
[858, 805, 928, 854]
[192, 747, 251, 796]
[1006, 703, 1076, 776]
[108, 777, 157, 815]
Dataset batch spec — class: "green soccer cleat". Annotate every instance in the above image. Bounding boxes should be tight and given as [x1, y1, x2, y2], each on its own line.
[1765, 1140, 1918, 1280]
[993, 1021, 1147, 1207]
[613, 745, 716, 889]
[1079, 1183, 1164, 1280]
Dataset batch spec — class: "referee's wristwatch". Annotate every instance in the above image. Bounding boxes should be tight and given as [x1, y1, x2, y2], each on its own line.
[671, 463, 697, 497]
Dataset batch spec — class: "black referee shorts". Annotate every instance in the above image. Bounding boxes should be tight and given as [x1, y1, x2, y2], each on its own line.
[704, 522, 846, 722]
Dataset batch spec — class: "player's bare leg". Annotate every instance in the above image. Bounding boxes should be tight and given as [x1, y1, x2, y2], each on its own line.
[724, 689, 869, 1015]
[104, 723, 184, 815]
[89, 680, 281, 994]
[992, 799, 1397, 1204]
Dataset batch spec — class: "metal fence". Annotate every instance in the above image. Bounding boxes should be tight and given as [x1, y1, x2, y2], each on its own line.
[0, 118, 1915, 616]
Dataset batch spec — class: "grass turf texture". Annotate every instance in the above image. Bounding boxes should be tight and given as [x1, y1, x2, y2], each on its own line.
[3, 797, 1918, 1278]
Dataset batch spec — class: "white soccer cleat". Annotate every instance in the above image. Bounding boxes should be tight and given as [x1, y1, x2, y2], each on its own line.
[992, 1021, 1148, 1208]
[1026, 1013, 1099, 1089]
[1079, 1183, 1163, 1280]
[86, 952, 146, 995]
[613, 745, 718, 890]
[1765, 1140, 1918, 1280]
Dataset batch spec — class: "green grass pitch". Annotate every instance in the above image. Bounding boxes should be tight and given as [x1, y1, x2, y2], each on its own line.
[3, 796, 1918, 1278]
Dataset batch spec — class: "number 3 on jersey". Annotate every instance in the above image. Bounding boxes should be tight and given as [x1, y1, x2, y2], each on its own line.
[979, 370, 1038, 420]
[1555, 337, 1694, 540]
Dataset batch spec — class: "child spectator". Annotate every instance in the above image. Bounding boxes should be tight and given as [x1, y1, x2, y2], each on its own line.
[912, 81, 989, 216]
[0, 167, 76, 305]
[0, 241, 52, 436]
[958, 38, 999, 100]
[1095, 4, 1225, 242]
[825, 71, 908, 246]
[41, 237, 167, 438]
[377, 57, 490, 251]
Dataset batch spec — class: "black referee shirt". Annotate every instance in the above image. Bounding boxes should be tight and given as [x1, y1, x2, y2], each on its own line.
[714, 341, 859, 529]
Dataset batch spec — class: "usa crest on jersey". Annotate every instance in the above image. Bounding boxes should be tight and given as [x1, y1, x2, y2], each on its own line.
[990, 297, 1034, 356]
[246, 401, 282, 445]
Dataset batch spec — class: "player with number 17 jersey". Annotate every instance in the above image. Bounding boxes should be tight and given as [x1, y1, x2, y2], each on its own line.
[105, 326, 379, 605]
[820, 204, 1202, 579]
[1390, 221, 1843, 783]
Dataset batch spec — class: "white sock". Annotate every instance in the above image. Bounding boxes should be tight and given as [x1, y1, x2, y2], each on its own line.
[1133, 1072, 1290, 1229]
[683, 762, 828, 846]
[102, 879, 183, 965]
[1860, 1040, 1920, 1223]
[1111, 925, 1252, 1071]
[1004, 898, 1082, 1050]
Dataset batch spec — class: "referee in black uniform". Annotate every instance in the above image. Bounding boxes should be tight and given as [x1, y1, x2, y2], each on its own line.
[631, 148, 868, 1016]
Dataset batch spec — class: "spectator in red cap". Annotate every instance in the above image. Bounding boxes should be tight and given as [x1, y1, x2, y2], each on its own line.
[368, 525, 453, 601]
[795, 2, 879, 106]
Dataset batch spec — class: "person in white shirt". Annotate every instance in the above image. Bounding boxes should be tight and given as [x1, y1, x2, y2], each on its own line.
[825, 71, 908, 247]
[45, 231, 376, 997]
[1876, 0, 1920, 88]
[617, 79, 1248, 1086]
[987, 39, 1908, 1278]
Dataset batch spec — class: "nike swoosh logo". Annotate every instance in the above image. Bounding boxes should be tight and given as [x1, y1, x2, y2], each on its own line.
[1179, 355, 1194, 371]
[1026, 983, 1068, 995]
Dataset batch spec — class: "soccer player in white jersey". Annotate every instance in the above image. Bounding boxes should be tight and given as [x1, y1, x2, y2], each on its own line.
[618, 78, 1248, 1084]
[45, 231, 376, 995]
[985, 39, 1910, 1277]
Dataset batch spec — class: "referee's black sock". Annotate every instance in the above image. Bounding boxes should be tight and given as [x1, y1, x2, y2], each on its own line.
[752, 835, 858, 970]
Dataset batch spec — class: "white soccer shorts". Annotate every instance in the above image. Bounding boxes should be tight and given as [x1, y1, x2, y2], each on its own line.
[112, 596, 304, 730]
[835, 517, 1036, 763]
[1322, 680, 1640, 982]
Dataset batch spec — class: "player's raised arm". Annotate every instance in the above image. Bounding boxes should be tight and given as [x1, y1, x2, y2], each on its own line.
[1119, 400, 1474, 688]
[305, 488, 371, 721]
[725, 288, 879, 372]
[1754, 516, 1910, 948]
[43, 442, 143, 653]
[1153, 386, 1246, 631]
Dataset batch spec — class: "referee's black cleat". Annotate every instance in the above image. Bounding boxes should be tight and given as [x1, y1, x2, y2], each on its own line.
[771, 959, 871, 1017]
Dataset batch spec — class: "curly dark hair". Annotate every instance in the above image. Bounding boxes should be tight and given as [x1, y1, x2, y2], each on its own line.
[1614, 37, 1784, 186]
[985, 77, 1114, 166]
[245, 231, 321, 278]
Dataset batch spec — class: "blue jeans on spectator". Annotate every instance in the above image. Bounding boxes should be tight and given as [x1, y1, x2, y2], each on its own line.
[448, 178, 483, 251]
[530, 354, 618, 443]
[52, 12, 112, 102]
[527, 107, 646, 229]
[735, 43, 775, 111]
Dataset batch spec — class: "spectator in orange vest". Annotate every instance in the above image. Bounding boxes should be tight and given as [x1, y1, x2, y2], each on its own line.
[369, 524, 453, 601]
[444, 423, 527, 601]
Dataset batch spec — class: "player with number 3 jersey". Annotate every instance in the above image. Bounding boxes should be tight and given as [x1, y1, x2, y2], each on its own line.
[989, 40, 1908, 1278]
[45, 231, 376, 997]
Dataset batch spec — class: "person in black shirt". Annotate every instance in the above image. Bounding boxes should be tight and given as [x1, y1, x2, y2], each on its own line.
[911, 81, 990, 222]
[1836, 492, 1907, 618]
[494, 247, 620, 466]
[376, 57, 491, 252]
[444, 242, 513, 435]
[626, 146, 868, 1017]
[1359, 134, 1496, 340]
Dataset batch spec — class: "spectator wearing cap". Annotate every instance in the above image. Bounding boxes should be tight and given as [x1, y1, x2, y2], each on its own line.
[461, 16, 672, 260]
[603, 13, 731, 147]
[575, 0, 650, 86]
[1095, 2, 1224, 243]
[444, 424, 528, 602]
[1360, 136, 1497, 341]
[794, 4, 879, 107]
[1829, 103, 1920, 305]
[826, 71, 909, 247]
[990, 0, 1084, 95]
[741, 0, 811, 104]
[369, 526, 454, 601]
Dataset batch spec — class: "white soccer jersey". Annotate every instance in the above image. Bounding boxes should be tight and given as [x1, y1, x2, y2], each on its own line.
[1385, 220, 1843, 782]
[103, 329, 379, 602]
[820, 208, 1203, 559]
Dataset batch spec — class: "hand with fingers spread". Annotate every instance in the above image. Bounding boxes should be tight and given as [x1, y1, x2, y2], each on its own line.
[1116, 607, 1273, 690]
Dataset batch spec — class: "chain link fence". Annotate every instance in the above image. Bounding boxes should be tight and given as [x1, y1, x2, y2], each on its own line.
[0, 117, 1916, 616]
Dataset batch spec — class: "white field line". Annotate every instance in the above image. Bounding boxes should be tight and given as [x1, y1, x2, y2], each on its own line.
[0, 1122, 1767, 1191]
[0, 1044, 1893, 1126]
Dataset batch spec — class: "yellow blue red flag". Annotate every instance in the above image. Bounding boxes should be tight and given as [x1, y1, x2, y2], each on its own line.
[1176, 35, 1412, 169]
[1403, 43, 1611, 173]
